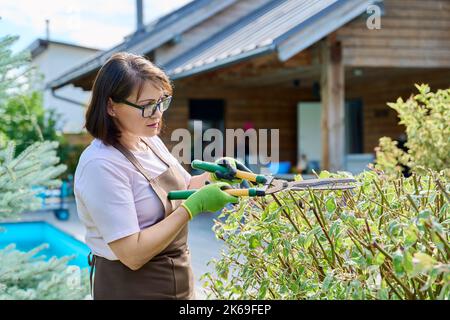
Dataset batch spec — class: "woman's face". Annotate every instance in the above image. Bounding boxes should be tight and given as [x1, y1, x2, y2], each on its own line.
[109, 81, 164, 138]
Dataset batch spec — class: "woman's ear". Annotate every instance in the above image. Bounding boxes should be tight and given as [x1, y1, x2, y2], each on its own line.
[107, 98, 116, 117]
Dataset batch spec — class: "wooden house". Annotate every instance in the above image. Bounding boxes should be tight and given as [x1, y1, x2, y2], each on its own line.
[48, 0, 450, 173]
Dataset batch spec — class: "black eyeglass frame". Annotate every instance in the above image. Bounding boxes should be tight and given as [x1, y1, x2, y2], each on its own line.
[115, 95, 172, 118]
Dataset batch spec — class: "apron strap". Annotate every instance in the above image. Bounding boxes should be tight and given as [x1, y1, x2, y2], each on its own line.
[113, 141, 154, 183]
[140, 137, 171, 167]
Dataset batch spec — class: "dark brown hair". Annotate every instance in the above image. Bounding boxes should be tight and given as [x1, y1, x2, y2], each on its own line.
[85, 52, 173, 146]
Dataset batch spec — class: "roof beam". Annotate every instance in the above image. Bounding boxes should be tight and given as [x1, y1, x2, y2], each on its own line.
[320, 34, 345, 172]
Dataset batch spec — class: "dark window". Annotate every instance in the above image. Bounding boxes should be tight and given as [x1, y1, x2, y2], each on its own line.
[188, 99, 225, 161]
[189, 99, 225, 128]
[345, 99, 364, 154]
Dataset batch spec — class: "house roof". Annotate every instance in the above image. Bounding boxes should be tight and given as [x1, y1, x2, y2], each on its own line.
[47, 0, 237, 90]
[166, 0, 378, 79]
[27, 39, 99, 59]
[49, 0, 378, 90]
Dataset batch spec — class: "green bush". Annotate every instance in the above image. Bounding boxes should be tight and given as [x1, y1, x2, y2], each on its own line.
[0, 92, 60, 153]
[0, 91, 83, 179]
[57, 141, 86, 181]
[0, 35, 35, 102]
[375, 84, 450, 177]
[203, 170, 449, 300]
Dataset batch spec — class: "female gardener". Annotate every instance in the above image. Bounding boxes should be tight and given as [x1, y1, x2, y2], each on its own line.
[74, 52, 249, 300]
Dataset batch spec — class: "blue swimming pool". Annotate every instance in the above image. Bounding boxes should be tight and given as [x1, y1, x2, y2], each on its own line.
[0, 221, 90, 269]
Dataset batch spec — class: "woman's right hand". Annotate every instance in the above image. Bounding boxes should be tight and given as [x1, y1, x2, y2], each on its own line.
[210, 157, 253, 184]
[181, 182, 238, 219]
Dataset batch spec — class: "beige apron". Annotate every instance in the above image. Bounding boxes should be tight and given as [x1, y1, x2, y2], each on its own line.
[88, 138, 194, 300]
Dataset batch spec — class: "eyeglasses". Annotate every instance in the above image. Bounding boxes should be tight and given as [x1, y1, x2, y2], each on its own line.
[116, 95, 172, 118]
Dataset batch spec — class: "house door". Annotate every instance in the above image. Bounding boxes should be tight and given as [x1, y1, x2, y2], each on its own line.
[345, 99, 363, 154]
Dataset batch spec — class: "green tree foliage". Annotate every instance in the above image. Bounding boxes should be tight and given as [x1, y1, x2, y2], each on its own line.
[375, 85, 450, 177]
[0, 243, 90, 300]
[0, 35, 33, 101]
[0, 141, 66, 218]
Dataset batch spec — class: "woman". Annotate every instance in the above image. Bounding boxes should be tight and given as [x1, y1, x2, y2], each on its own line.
[74, 52, 245, 300]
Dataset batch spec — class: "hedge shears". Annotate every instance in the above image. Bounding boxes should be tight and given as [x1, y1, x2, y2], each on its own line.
[168, 160, 356, 200]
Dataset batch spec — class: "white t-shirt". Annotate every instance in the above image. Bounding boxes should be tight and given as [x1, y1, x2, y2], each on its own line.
[74, 136, 191, 260]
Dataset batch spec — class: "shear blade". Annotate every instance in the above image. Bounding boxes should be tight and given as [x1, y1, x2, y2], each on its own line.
[285, 178, 356, 191]
[289, 184, 356, 191]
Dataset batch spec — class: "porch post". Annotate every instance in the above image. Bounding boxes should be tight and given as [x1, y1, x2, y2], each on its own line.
[320, 34, 345, 172]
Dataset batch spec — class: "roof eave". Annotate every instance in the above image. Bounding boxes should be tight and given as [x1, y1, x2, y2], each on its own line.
[169, 44, 276, 80]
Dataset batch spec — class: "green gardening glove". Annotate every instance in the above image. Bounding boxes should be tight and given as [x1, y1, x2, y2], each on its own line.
[210, 157, 253, 184]
[181, 182, 239, 220]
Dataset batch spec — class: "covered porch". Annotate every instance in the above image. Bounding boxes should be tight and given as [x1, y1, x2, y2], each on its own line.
[160, 41, 450, 174]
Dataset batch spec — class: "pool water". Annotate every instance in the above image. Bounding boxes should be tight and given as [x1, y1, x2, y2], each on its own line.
[0, 221, 90, 269]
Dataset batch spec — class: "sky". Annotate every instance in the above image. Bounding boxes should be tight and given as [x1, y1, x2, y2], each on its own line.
[0, 0, 193, 52]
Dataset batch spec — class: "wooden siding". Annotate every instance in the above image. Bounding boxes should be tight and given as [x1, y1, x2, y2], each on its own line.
[159, 84, 316, 167]
[160, 66, 450, 168]
[338, 0, 450, 67]
[346, 67, 450, 153]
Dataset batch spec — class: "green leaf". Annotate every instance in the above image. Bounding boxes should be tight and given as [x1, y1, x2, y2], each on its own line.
[393, 251, 404, 275]
[374, 252, 385, 266]
[325, 197, 336, 213]
[304, 231, 315, 250]
[404, 224, 418, 246]
[413, 252, 436, 272]
[403, 250, 414, 273]
[264, 242, 274, 254]
[258, 280, 269, 299]
[418, 209, 431, 220]
[231, 285, 242, 295]
[439, 203, 448, 217]
[268, 201, 279, 212]
[388, 220, 402, 236]
[378, 287, 389, 300]
[319, 170, 331, 178]
[248, 235, 261, 249]
[322, 274, 334, 291]
[329, 221, 341, 240]
[282, 239, 291, 258]
[222, 222, 238, 231]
